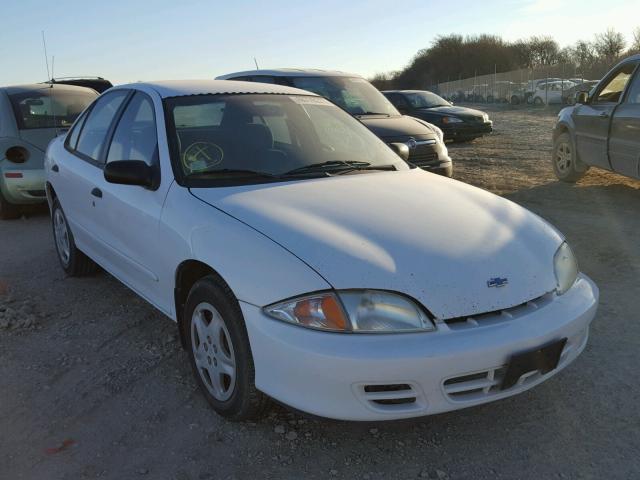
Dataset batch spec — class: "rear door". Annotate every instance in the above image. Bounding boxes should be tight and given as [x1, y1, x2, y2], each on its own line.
[54, 90, 130, 253]
[609, 62, 640, 179]
[573, 62, 636, 170]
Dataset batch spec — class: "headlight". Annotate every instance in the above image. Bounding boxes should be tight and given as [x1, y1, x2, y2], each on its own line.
[264, 290, 435, 333]
[442, 116, 463, 124]
[554, 242, 578, 295]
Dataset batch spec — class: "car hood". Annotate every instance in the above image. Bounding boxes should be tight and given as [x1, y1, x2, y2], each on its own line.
[191, 169, 563, 319]
[359, 115, 438, 139]
[416, 105, 486, 119]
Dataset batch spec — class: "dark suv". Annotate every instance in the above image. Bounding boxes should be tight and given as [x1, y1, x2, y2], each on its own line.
[552, 55, 640, 181]
[216, 69, 452, 177]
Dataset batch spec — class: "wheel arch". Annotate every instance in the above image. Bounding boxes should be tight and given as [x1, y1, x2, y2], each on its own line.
[45, 181, 57, 211]
[174, 259, 237, 349]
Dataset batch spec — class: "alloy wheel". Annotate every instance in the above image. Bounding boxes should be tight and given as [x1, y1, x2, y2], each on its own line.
[190, 302, 237, 401]
[555, 142, 572, 173]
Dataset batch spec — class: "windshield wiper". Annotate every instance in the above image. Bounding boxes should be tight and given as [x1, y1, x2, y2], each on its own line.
[353, 111, 392, 117]
[282, 160, 371, 176]
[185, 168, 278, 179]
[332, 164, 397, 175]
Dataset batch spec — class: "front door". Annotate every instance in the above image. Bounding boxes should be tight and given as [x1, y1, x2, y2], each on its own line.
[96, 91, 172, 313]
[573, 62, 636, 170]
[609, 62, 640, 179]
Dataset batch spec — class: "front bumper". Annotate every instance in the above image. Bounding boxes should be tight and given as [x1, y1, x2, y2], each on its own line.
[0, 168, 46, 204]
[242, 274, 598, 421]
[443, 121, 493, 139]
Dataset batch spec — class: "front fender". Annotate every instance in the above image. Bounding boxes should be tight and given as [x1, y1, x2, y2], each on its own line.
[162, 185, 332, 312]
[553, 106, 577, 141]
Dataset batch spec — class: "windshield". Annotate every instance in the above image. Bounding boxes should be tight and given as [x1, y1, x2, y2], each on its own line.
[290, 76, 399, 116]
[165, 94, 408, 184]
[9, 87, 98, 130]
[403, 91, 450, 109]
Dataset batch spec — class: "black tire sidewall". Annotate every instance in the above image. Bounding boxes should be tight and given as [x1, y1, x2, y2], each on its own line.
[183, 277, 256, 418]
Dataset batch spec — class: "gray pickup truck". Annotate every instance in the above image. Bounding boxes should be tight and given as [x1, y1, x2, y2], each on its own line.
[552, 54, 640, 182]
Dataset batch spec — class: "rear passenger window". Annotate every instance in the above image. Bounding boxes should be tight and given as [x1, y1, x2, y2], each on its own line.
[107, 93, 158, 165]
[75, 90, 129, 163]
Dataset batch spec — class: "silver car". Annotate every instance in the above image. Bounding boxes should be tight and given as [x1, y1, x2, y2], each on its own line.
[0, 83, 98, 219]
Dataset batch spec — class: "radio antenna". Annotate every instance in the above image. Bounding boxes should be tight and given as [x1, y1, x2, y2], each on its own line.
[254, 57, 260, 69]
[42, 31, 51, 81]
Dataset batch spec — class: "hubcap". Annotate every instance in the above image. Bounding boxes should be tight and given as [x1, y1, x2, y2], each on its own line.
[555, 142, 572, 173]
[190, 302, 236, 401]
[53, 209, 71, 265]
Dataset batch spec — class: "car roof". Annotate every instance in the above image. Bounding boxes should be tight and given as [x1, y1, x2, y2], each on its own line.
[0, 83, 97, 95]
[116, 79, 318, 99]
[216, 68, 360, 80]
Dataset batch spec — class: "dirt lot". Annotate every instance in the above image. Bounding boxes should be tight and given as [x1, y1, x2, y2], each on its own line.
[1, 106, 639, 480]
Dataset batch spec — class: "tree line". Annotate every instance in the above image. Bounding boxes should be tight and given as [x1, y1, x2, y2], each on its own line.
[371, 28, 640, 90]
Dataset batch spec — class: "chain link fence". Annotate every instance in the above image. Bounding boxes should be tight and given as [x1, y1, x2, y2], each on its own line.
[430, 63, 612, 106]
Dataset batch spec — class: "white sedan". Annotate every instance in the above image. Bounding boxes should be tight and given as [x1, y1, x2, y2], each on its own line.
[45, 80, 598, 421]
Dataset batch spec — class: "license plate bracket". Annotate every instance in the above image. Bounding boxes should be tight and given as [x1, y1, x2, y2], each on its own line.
[501, 338, 567, 390]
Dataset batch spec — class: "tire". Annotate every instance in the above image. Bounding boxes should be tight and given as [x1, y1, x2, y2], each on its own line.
[51, 198, 98, 276]
[552, 132, 589, 182]
[0, 189, 21, 220]
[510, 96, 520, 105]
[183, 275, 270, 421]
[533, 97, 544, 106]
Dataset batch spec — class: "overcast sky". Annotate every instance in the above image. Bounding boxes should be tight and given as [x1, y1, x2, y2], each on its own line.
[1, 0, 638, 85]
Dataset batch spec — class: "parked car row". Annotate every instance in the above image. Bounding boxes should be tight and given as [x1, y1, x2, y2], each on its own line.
[8, 55, 640, 422]
[445, 77, 601, 106]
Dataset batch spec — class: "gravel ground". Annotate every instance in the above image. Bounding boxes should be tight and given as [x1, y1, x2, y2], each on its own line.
[1, 106, 639, 480]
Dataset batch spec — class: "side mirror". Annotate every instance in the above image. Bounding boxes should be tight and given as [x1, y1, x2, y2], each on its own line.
[388, 142, 410, 162]
[104, 160, 157, 189]
[575, 91, 589, 104]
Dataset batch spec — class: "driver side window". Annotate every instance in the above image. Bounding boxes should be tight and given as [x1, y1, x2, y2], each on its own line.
[106, 93, 158, 166]
[594, 63, 637, 104]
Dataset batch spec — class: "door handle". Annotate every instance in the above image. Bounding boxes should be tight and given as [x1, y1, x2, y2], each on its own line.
[51, 164, 59, 172]
[91, 187, 102, 198]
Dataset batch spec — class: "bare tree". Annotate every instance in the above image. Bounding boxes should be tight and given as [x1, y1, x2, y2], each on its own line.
[630, 27, 640, 54]
[593, 28, 625, 63]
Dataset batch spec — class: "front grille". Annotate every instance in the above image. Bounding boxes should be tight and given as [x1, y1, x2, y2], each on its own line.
[443, 292, 554, 331]
[409, 145, 439, 167]
[442, 327, 588, 403]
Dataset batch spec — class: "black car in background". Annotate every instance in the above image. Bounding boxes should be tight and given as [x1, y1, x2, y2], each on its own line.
[383, 90, 493, 142]
[216, 69, 453, 177]
[552, 55, 640, 182]
[50, 77, 113, 94]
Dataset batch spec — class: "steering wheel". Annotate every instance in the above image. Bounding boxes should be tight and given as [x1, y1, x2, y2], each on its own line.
[182, 142, 224, 173]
